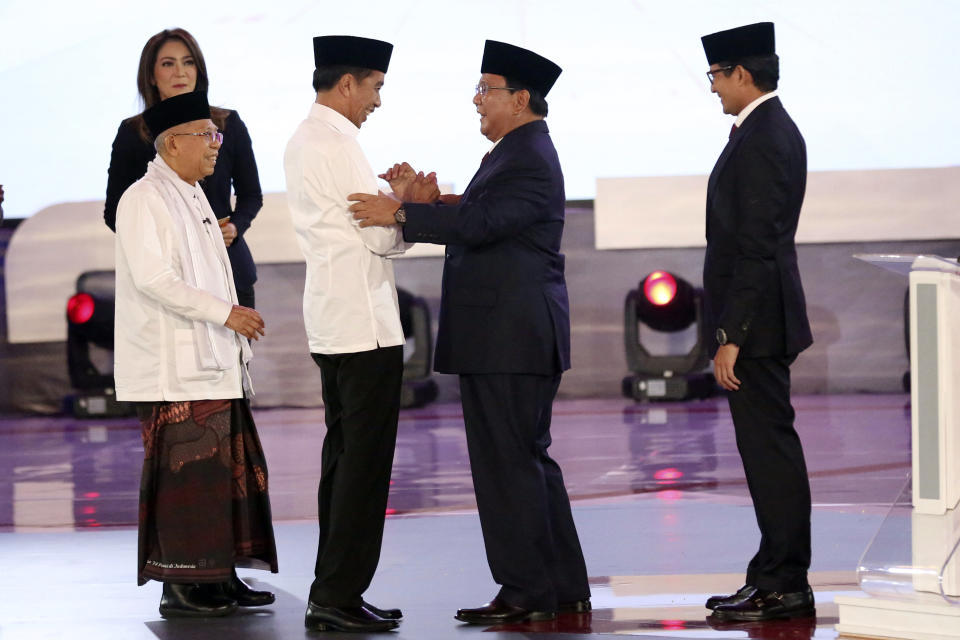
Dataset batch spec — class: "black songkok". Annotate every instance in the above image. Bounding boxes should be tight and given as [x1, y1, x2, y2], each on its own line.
[313, 35, 393, 73]
[480, 40, 561, 97]
[701, 22, 775, 65]
[143, 91, 211, 139]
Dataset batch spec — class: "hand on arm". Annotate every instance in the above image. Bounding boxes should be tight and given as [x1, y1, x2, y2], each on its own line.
[713, 343, 741, 391]
[348, 191, 402, 228]
[224, 305, 265, 340]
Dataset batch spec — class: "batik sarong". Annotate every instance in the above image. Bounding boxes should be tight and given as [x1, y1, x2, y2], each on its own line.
[136, 398, 278, 584]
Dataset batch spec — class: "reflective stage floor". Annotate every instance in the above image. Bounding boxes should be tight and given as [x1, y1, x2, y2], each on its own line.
[0, 394, 912, 638]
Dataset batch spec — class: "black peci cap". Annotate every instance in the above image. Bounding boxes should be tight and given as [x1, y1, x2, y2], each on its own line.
[143, 91, 211, 139]
[480, 39, 561, 96]
[313, 35, 393, 73]
[701, 22, 775, 65]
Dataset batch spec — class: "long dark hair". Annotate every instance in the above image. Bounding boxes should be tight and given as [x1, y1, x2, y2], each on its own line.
[131, 28, 228, 142]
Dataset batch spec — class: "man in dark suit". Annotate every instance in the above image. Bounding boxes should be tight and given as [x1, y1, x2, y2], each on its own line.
[699, 22, 815, 622]
[349, 39, 590, 625]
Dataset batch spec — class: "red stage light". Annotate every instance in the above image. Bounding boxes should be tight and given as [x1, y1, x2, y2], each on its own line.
[67, 293, 95, 324]
[82, 492, 101, 499]
[653, 467, 684, 481]
[643, 271, 678, 306]
[659, 619, 687, 631]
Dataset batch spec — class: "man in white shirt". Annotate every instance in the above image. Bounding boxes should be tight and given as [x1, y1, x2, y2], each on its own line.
[115, 91, 277, 619]
[284, 35, 405, 634]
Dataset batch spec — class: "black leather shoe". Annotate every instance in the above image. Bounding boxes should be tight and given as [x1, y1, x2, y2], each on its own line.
[705, 584, 755, 610]
[305, 602, 399, 632]
[711, 587, 815, 621]
[363, 600, 403, 620]
[455, 596, 556, 625]
[559, 598, 591, 613]
[221, 571, 275, 607]
[159, 582, 238, 618]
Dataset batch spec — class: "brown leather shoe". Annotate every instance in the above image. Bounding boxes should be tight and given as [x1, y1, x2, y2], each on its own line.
[455, 596, 556, 625]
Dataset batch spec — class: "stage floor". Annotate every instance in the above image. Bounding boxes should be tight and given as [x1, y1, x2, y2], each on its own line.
[0, 393, 913, 638]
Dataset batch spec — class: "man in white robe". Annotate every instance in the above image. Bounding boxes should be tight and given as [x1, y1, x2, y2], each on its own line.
[115, 91, 277, 619]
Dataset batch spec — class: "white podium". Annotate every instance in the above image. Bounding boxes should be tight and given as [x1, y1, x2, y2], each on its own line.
[835, 254, 960, 639]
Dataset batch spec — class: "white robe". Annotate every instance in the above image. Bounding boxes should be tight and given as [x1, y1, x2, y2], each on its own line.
[114, 155, 252, 401]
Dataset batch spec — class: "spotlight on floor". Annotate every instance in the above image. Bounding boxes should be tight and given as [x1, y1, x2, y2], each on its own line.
[397, 287, 438, 408]
[622, 271, 715, 402]
[66, 271, 131, 417]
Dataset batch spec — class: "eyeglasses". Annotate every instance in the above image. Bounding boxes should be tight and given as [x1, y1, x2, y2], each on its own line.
[171, 130, 223, 145]
[706, 66, 735, 83]
[475, 82, 518, 97]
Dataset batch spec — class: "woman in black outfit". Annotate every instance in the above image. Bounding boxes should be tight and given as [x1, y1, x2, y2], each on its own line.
[105, 27, 262, 309]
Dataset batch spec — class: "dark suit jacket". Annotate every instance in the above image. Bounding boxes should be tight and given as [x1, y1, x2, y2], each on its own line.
[403, 120, 570, 375]
[104, 110, 263, 290]
[703, 96, 813, 358]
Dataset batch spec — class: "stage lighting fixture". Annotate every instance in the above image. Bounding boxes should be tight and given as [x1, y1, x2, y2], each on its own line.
[622, 270, 715, 402]
[65, 271, 131, 418]
[396, 287, 438, 408]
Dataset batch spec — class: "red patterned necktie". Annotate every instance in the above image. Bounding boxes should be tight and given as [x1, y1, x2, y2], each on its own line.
[729, 123, 738, 139]
[481, 152, 491, 164]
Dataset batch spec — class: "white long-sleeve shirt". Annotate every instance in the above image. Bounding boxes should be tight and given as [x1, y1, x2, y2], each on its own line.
[114, 156, 248, 401]
[284, 103, 408, 355]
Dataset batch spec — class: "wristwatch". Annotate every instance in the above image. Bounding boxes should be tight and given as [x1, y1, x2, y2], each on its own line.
[716, 328, 730, 346]
[394, 206, 407, 225]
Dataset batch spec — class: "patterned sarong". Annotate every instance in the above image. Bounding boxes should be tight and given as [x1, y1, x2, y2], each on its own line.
[136, 398, 278, 584]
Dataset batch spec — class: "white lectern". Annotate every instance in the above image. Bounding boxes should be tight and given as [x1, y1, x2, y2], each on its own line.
[835, 254, 960, 639]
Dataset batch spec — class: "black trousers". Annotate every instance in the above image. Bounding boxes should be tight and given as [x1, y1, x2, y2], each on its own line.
[728, 355, 811, 593]
[459, 373, 590, 611]
[309, 346, 403, 607]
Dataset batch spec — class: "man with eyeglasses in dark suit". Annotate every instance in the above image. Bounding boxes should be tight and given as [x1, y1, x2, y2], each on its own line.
[700, 22, 815, 622]
[349, 39, 591, 626]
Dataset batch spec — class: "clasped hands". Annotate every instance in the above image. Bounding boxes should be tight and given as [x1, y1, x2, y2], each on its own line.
[349, 162, 459, 228]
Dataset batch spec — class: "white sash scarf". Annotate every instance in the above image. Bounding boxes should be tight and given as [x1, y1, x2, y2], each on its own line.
[145, 158, 252, 375]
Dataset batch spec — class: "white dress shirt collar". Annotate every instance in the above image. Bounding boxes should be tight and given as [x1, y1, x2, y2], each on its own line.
[736, 89, 778, 128]
[310, 102, 359, 138]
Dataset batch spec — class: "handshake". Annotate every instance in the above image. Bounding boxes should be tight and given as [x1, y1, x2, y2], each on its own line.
[350, 163, 462, 228]
[378, 162, 441, 204]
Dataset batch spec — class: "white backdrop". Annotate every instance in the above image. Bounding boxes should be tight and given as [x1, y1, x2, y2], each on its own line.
[0, 0, 958, 220]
